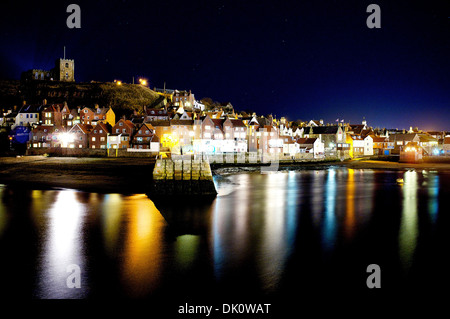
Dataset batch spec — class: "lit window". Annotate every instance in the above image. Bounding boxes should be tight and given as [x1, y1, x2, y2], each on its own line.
[92, 137, 96, 141]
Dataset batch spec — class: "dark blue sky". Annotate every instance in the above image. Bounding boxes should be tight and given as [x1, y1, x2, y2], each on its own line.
[1, 0, 449, 130]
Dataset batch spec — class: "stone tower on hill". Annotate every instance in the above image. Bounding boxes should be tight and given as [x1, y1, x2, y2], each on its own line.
[21, 47, 75, 83]
[54, 58, 75, 82]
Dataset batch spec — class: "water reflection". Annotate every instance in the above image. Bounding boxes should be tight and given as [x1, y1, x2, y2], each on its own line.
[323, 169, 337, 252]
[311, 170, 325, 228]
[0, 186, 7, 237]
[101, 194, 123, 256]
[427, 173, 439, 223]
[260, 173, 288, 291]
[36, 190, 87, 299]
[344, 169, 356, 240]
[399, 171, 419, 273]
[0, 168, 446, 299]
[175, 235, 200, 271]
[122, 195, 166, 297]
[286, 171, 299, 252]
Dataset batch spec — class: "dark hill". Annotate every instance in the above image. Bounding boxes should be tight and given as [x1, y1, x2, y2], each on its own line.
[0, 80, 163, 114]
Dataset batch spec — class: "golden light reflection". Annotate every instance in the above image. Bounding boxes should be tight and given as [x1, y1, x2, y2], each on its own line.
[399, 170, 418, 273]
[30, 190, 54, 229]
[122, 195, 166, 297]
[101, 194, 123, 256]
[345, 168, 356, 241]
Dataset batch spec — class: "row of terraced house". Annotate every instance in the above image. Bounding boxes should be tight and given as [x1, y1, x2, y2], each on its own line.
[13, 101, 446, 157]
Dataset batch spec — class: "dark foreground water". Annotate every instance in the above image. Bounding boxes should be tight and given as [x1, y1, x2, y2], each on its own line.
[0, 167, 448, 311]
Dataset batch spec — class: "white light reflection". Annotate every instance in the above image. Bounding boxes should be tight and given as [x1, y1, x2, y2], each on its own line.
[37, 190, 87, 299]
[323, 169, 337, 252]
[259, 172, 287, 292]
[399, 170, 418, 274]
[286, 171, 299, 251]
[311, 170, 325, 228]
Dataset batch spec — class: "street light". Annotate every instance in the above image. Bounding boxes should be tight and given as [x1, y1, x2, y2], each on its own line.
[139, 78, 148, 86]
[60, 133, 74, 148]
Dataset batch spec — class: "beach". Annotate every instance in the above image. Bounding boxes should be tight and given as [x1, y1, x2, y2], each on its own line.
[1, 156, 450, 193]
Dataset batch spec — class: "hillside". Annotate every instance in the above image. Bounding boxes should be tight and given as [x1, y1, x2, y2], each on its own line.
[0, 80, 163, 114]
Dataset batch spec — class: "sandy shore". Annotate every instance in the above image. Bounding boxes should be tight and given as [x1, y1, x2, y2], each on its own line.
[1, 156, 449, 193]
[0, 156, 156, 193]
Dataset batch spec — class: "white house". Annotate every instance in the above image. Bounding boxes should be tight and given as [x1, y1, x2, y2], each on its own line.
[349, 135, 373, 156]
[14, 104, 42, 128]
[296, 137, 324, 158]
[282, 136, 299, 155]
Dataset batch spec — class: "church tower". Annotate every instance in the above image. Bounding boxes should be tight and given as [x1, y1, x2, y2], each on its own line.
[53, 47, 75, 82]
[54, 58, 75, 82]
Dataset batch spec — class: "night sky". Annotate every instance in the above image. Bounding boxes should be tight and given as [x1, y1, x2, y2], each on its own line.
[1, 0, 449, 130]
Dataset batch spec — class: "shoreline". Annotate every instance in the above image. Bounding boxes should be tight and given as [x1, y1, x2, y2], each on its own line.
[1, 156, 450, 194]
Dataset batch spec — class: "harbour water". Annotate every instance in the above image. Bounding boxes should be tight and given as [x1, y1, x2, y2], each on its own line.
[0, 167, 448, 308]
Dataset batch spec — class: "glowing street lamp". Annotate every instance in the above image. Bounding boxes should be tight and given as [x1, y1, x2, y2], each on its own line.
[139, 78, 148, 86]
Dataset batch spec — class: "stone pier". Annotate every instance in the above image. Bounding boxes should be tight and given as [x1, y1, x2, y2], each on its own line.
[151, 159, 217, 196]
